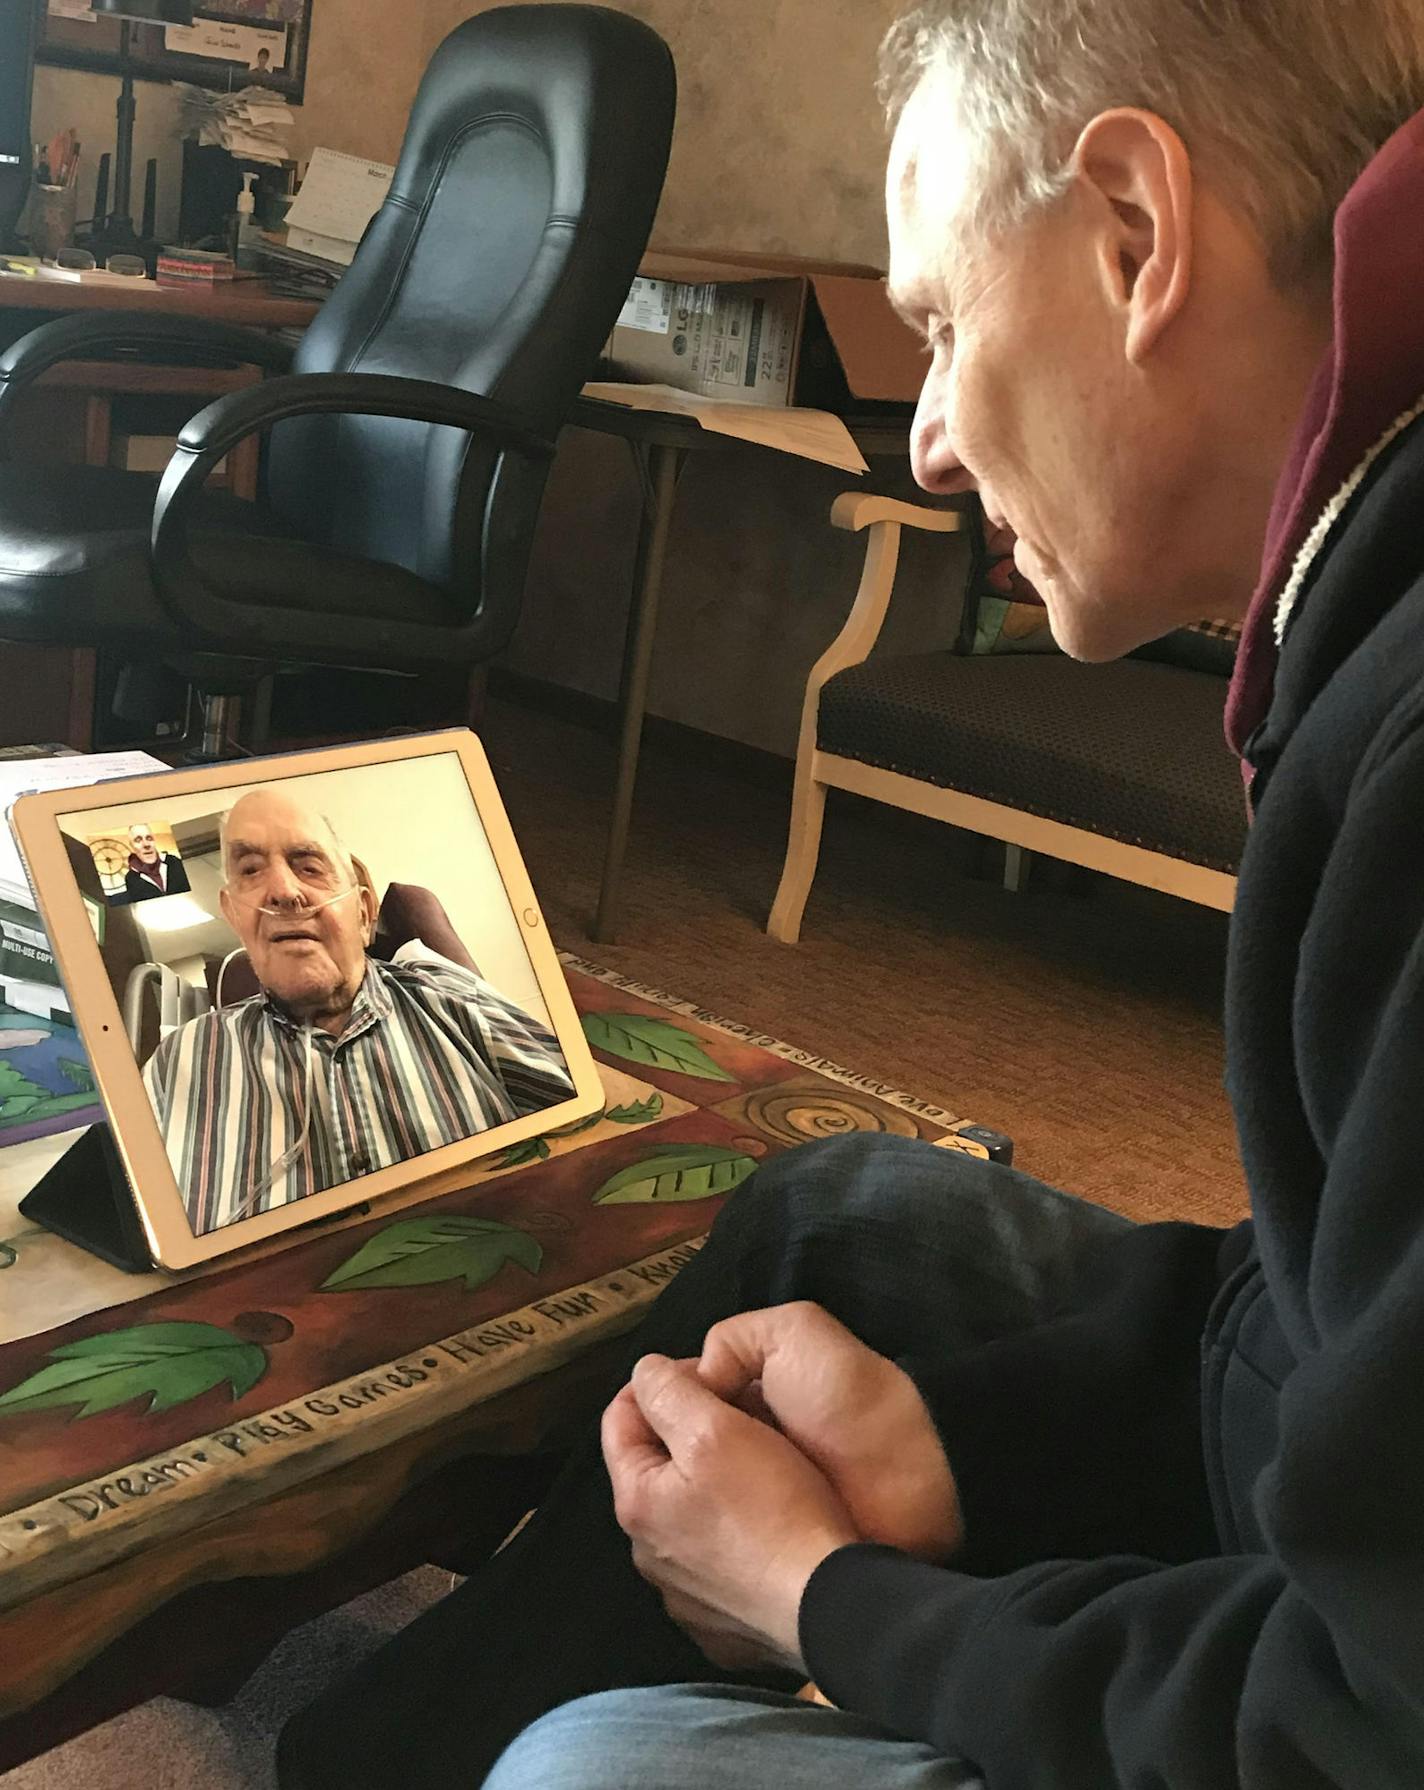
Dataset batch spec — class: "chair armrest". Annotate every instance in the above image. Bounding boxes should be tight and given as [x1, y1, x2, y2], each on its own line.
[809, 492, 967, 687]
[831, 493, 966, 535]
[0, 312, 293, 422]
[150, 371, 556, 656]
[165, 371, 553, 467]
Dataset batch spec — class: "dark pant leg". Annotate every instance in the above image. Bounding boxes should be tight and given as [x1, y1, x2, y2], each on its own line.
[277, 1137, 1132, 1790]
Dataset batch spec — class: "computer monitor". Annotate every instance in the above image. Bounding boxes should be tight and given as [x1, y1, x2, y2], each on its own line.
[0, 0, 39, 247]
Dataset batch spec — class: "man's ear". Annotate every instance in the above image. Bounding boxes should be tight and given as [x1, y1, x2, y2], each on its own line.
[219, 885, 234, 929]
[1072, 108, 1193, 363]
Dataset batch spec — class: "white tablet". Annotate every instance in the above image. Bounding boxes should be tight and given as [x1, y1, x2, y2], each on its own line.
[7, 730, 602, 1271]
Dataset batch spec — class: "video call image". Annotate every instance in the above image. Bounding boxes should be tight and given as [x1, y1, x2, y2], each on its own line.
[85, 820, 192, 906]
[58, 755, 574, 1237]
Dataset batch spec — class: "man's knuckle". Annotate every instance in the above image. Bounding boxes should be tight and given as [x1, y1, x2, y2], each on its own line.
[787, 1299, 831, 1332]
[679, 1418, 720, 1469]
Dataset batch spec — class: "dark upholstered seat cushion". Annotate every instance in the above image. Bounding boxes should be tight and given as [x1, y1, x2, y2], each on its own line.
[0, 465, 462, 652]
[818, 652, 1247, 873]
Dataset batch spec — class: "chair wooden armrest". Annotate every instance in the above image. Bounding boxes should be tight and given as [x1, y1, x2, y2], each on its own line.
[830, 493, 966, 535]
[814, 493, 966, 689]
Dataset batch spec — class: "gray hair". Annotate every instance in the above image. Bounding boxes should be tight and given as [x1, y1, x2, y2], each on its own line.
[881, 1, 1424, 284]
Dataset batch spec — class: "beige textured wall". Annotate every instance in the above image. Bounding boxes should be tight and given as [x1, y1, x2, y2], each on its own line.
[36, 1, 903, 266]
[423, 0, 903, 266]
[506, 433, 964, 759]
[289, 0, 430, 167]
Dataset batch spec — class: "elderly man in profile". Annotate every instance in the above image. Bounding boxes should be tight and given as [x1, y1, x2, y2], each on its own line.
[142, 786, 573, 1234]
[280, 4, 1424, 1788]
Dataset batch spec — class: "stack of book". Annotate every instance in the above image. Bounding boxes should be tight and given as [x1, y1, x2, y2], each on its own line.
[250, 232, 345, 300]
[156, 245, 238, 289]
[0, 748, 166, 1029]
[0, 747, 169, 1147]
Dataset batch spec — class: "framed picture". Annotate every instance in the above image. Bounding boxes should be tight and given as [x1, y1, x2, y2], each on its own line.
[36, 0, 313, 105]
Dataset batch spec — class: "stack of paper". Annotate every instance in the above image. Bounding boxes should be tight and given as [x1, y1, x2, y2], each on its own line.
[252, 233, 346, 296]
[173, 83, 295, 166]
[581, 382, 869, 474]
[0, 750, 166, 1026]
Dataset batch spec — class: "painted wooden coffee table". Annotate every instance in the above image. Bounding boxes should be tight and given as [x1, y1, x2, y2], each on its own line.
[0, 959, 1007, 1762]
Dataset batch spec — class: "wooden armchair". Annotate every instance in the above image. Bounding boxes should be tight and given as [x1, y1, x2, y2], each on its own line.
[767, 494, 1244, 944]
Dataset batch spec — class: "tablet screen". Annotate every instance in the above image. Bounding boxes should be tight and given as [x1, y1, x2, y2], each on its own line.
[53, 751, 575, 1237]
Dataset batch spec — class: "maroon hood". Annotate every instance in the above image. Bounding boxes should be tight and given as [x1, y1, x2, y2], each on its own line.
[1226, 109, 1424, 759]
[128, 851, 164, 888]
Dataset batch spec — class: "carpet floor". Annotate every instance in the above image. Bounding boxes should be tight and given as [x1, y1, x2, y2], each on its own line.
[2, 694, 1246, 1787]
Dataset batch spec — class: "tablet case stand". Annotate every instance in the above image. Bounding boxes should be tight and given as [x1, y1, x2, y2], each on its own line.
[19, 1123, 153, 1273]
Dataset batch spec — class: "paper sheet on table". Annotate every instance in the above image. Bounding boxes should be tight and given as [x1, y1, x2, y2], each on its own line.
[0, 752, 168, 910]
[0, 260, 158, 290]
[581, 382, 869, 474]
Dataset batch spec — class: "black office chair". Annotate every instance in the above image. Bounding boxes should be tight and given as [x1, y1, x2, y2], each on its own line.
[0, 5, 675, 753]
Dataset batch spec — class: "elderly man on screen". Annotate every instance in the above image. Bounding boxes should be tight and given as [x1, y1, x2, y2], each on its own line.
[279, 4, 1424, 1790]
[141, 787, 572, 1235]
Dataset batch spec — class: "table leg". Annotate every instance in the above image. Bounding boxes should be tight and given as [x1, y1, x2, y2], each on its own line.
[593, 442, 686, 943]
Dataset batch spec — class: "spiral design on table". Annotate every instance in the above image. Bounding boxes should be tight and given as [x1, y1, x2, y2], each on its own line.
[740, 1085, 919, 1146]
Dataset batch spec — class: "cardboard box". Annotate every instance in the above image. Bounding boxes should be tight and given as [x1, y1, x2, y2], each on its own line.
[604, 248, 927, 412]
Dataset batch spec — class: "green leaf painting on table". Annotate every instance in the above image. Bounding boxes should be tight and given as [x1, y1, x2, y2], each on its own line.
[321, 1216, 544, 1293]
[582, 1014, 734, 1083]
[546, 1111, 607, 1141]
[495, 1094, 665, 1170]
[497, 1135, 552, 1170]
[593, 1144, 758, 1206]
[0, 1321, 269, 1420]
[605, 1095, 664, 1125]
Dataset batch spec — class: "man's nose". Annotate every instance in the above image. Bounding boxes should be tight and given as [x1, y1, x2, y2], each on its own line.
[261, 860, 307, 908]
[910, 387, 977, 498]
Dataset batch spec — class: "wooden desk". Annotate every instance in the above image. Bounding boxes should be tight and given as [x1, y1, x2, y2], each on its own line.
[0, 274, 321, 331]
[0, 278, 321, 752]
[0, 274, 319, 486]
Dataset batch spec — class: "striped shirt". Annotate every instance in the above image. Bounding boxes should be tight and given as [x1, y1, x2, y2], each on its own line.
[142, 947, 573, 1235]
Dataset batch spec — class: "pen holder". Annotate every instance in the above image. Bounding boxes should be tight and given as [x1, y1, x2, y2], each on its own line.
[30, 182, 78, 262]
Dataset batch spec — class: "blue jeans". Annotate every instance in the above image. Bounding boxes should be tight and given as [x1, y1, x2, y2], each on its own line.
[485, 1685, 985, 1790]
[279, 1136, 1138, 1789]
